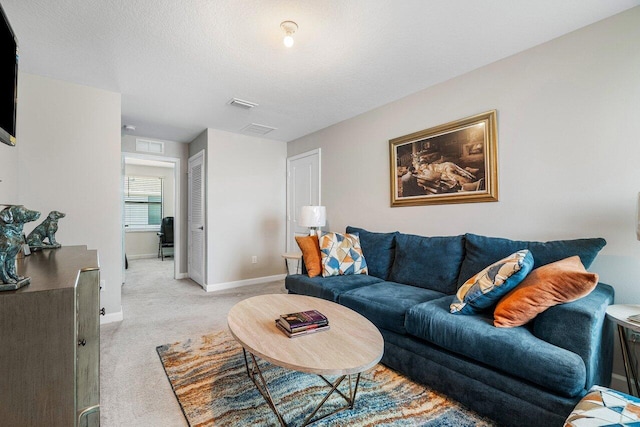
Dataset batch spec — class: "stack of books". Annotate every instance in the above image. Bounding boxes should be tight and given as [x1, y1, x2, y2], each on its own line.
[275, 309, 330, 338]
[628, 314, 640, 324]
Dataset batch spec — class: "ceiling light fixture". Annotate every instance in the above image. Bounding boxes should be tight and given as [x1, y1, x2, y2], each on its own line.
[280, 21, 298, 48]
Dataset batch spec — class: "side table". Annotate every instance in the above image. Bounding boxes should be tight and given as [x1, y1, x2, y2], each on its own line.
[282, 252, 302, 275]
[606, 304, 640, 396]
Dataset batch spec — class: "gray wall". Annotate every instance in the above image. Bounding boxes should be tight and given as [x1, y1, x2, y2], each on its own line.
[287, 7, 640, 390]
[14, 73, 123, 317]
[190, 129, 287, 288]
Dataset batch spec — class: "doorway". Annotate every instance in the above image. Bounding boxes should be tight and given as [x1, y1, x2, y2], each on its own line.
[121, 153, 181, 280]
[286, 149, 321, 253]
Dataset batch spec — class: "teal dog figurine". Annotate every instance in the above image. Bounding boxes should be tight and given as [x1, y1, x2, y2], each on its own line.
[27, 210, 66, 250]
[0, 205, 41, 287]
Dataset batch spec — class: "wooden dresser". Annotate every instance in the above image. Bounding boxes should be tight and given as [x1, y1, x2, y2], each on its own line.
[0, 246, 100, 426]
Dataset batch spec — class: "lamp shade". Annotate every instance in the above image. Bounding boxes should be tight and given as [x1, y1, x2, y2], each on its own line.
[299, 206, 326, 227]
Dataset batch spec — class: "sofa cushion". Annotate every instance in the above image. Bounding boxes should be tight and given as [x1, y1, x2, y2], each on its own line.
[284, 274, 383, 302]
[339, 282, 446, 335]
[405, 295, 587, 397]
[458, 233, 606, 286]
[495, 256, 599, 327]
[295, 234, 322, 277]
[389, 233, 465, 294]
[450, 249, 534, 314]
[319, 232, 368, 277]
[346, 226, 398, 280]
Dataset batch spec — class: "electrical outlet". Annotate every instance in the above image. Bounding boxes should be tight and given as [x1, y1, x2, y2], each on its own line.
[100, 279, 106, 292]
[251, 256, 258, 264]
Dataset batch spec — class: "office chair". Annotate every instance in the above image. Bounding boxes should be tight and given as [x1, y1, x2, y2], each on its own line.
[157, 216, 174, 261]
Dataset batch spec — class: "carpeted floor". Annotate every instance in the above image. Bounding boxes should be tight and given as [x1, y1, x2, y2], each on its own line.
[157, 330, 495, 426]
[100, 258, 286, 426]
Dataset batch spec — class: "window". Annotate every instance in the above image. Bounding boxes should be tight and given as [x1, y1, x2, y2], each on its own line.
[135, 138, 164, 154]
[124, 176, 163, 230]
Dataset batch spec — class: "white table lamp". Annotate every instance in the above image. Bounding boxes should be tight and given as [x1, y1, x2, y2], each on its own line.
[299, 206, 326, 236]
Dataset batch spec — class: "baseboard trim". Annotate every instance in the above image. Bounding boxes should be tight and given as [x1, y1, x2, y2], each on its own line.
[100, 307, 124, 324]
[127, 254, 158, 260]
[204, 274, 287, 293]
[612, 373, 627, 382]
[610, 373, 629, 393]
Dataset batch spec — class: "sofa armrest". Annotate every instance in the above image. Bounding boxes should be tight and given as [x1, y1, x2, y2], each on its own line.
[532, 283, 614, 389]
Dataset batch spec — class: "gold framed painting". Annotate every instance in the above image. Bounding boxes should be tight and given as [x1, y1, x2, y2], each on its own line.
[390, 110, 498, 207]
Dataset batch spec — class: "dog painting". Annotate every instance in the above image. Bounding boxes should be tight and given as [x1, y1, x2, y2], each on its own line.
[27, 210, 66, 250]
[0, 205, 41, 286]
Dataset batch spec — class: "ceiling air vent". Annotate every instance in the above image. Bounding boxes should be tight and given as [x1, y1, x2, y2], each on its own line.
[242, 123, 277, 135]
[228, 98, 258, 109]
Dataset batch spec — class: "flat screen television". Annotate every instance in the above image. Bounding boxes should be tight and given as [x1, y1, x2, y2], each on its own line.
[0, 3, 17, 147]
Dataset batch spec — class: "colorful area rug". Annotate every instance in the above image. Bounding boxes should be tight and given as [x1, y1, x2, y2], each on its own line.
[156, 330, 495, 426]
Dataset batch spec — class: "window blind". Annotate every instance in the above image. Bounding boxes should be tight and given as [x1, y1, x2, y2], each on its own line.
[124, 176, 163, 228]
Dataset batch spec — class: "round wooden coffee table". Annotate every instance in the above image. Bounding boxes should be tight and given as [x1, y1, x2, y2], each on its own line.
[228, 294, 384, 426]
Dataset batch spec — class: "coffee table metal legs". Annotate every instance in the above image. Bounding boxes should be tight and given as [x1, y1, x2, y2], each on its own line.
[242, 349, 361, 426]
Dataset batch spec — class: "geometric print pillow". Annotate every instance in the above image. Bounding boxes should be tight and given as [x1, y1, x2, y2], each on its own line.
[565, 385, 640, 426]
[450, 249, 533, 315]
[319, 232, 368, 277]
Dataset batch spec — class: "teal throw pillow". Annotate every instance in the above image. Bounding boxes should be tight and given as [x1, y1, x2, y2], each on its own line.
[450, 249, 534, 315]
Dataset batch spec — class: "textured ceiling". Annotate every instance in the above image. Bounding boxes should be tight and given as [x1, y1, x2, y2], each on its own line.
[2, 0, 639, 143]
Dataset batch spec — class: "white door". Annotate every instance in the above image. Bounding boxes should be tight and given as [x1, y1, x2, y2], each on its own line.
[188, 151, 205, 287]
[286, 149, 321, 253]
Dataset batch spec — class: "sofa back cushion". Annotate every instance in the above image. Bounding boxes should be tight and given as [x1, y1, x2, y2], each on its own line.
[346, 226, 398, 280]
[389, 233, 465, 294]
[458, 233, 606, 287]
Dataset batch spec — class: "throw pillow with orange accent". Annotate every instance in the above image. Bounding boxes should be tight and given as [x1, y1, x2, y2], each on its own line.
[494, 256, 598, 328]
[319, 232, 368, 277]
[295, 235, 322, 277]
[450, 249, 533, 314]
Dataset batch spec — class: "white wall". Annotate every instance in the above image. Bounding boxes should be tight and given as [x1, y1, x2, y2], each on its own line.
[0, 145, 18, 203]
[288, 7, 640, 304]
[124, 163, 175, 258]
[193, 128, 287, 287]
[16, 73, 122, 316]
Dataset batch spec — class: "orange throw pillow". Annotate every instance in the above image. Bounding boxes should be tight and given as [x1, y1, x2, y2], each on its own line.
[295, 235, 322, 278]
[494, 256, 598, 328]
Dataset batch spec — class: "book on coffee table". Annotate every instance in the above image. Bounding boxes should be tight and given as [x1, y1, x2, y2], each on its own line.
[275, 320, 330, 338]
[278, 310, 328, 332]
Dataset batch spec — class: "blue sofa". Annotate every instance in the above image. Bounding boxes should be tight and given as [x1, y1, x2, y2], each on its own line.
[285, 227, 614, 427]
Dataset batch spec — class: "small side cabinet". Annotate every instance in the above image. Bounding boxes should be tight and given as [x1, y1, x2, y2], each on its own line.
[0, 246, 100, 426]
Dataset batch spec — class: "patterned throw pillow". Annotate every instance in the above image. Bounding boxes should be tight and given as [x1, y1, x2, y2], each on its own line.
[565, 385, 640, 426]
[450, 249, 534, 314]
[319, 232, 368, 277]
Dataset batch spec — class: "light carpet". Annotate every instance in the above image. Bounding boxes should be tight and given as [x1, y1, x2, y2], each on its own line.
[157, 330, 495, 426]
